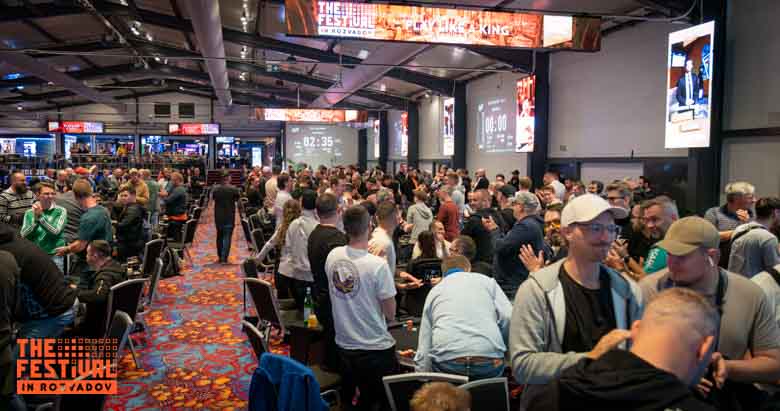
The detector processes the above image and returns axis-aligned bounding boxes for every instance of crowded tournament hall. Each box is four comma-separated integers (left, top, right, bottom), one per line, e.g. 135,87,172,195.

0,0,777,410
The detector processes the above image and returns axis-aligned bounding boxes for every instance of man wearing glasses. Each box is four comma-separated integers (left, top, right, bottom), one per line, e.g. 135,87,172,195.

509,194,644,409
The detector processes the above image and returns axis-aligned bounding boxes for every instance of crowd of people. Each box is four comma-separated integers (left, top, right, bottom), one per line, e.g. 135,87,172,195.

0,164,206,409
2,158,780,410
238,162,780,411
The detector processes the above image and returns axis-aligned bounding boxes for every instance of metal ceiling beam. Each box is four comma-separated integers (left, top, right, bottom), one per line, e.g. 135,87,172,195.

0,63,137,88
0,50,120,107
463,47,533,73
311,44,427,108
185,0,232,109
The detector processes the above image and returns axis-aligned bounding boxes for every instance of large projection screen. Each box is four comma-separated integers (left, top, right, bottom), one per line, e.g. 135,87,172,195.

285,124,358,167
665,21,714,149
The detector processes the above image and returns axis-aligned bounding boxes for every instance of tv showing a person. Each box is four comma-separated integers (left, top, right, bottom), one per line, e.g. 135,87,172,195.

675,59,702,107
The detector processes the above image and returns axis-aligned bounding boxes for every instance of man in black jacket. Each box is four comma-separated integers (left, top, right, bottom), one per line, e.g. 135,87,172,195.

460,189,506,263
0,222,77,340
212,173,240,264
527,288,719,411
0,251,19,410
115,185,147,260
75,240,127,338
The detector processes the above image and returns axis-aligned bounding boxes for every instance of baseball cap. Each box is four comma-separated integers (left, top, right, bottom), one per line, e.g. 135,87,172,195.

74,166,89,175
509,191,539,210
561,194,628,227
656,216,720,256
498,184,517,199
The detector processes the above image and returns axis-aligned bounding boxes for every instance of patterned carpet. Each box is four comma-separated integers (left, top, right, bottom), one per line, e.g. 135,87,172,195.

104,205,288,410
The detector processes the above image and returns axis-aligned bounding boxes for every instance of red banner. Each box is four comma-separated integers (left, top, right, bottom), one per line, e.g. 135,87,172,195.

286,0,601,51
47,121,104,134
167,123,220,135
255,108,368,123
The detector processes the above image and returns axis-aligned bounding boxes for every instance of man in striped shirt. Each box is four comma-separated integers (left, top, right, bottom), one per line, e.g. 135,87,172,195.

21,181,68,273
0,171,34,229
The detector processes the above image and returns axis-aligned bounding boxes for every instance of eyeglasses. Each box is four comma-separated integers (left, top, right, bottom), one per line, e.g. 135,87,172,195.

574,223,622,237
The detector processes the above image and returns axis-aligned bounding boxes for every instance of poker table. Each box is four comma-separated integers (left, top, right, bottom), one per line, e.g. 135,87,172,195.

388,318,421,368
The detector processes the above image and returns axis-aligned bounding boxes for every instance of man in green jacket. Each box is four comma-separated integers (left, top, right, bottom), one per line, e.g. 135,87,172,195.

21,181,67,273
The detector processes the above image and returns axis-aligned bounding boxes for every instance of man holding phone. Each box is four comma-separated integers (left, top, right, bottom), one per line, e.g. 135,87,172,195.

21,182,67,272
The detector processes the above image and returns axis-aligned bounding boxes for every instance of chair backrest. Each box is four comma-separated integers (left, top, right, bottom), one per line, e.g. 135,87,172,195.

242,320,268,360
244,278,285,334
409,258,443,283
461,377,509,411
105,278,147,333
241,218,254,251
383,373,468,411
145,258,164,306
192,207,202,221
104,310,134,366
249,213,262,231
141,239,165,277
183,219,198,245
250,229,265,255
241,258,259,279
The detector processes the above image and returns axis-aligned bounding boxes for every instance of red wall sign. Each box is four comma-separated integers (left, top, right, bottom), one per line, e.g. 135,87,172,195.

47,121,104,133
167,123,220,135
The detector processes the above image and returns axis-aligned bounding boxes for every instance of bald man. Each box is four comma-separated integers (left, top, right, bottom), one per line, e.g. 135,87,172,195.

528,288,718,410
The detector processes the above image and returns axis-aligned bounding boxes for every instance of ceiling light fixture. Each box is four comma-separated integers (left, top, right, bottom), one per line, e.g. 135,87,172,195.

146,33,153,41
357,49,370,59
16,105,23,110
130,26,140,36
380,83,387,92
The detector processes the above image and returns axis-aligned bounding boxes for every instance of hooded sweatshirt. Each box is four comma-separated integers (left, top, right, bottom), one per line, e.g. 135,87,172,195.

406,202,433,243
78,260,127,338
526,349,715,411
489,214,545,299
0,223,77,319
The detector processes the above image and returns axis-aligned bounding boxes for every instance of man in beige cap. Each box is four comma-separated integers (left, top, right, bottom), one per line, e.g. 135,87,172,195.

509,194,644,408
640,216,780,396
122,168,149,207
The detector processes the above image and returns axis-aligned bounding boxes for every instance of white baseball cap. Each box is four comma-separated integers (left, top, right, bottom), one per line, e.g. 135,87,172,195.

561,194,629,227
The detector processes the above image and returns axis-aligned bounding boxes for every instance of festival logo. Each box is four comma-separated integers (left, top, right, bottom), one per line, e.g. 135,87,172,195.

16,338,119,395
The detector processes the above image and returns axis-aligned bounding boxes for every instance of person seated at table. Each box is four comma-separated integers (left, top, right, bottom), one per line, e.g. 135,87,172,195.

114,185,147,261
161,172,188,241
399,231,443,316
410,382,471,411
71,240,127,338
414,255,512,380
413,221,450,260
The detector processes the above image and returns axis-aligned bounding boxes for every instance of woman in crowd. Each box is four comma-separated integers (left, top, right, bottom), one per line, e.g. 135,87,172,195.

257,199,302,301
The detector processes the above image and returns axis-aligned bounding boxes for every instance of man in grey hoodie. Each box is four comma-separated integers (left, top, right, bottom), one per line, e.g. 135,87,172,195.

404,189,433,244
509,194,644,409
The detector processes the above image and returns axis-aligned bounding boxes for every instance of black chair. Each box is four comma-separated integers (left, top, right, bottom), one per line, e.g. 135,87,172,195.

192,207,202,222
242,319,269,360
241,218,254,253
137,257,163,331
241,258,260,323
404,258,442,317
168,219,197,266
461,377,509,411
383,373,468,411
243,278,298,340
140,239,165,278
106,279,147,369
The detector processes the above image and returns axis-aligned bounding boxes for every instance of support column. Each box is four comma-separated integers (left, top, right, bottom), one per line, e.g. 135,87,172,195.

687,0,727,214
274,123,284,168
358,128,367,171
453,82,467,169
529,53,550,188
379,111,389,172
407,102,420,170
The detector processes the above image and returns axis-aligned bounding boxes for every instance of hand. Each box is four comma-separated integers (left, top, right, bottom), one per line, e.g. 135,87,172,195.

398,272,423,289
398,349,415,358
518,244,545,273
481,216,498,232
54,246,69,256
710,352,728,389
604,249,624,271
586,329,632,360
612,239,629,259
736,209,750,222
32,202,43,218
369,244,386,258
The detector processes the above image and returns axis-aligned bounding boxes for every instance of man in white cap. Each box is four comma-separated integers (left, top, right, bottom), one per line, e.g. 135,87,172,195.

509,194,644,408
640,216,780,397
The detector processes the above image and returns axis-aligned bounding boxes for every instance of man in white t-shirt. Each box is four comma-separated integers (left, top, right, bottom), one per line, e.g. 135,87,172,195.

369,201,399,274
273,174,292,224
326,205,398,410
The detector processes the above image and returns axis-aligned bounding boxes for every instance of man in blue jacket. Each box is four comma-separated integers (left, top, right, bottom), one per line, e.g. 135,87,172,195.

483,191,546,299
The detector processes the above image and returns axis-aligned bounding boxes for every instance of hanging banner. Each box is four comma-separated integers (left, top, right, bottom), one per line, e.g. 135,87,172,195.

373,119,380,158
515,75,536,153
168,123,220,135
285,0,601,50
47,121,104,134
442,97,455,156
255,108,368,123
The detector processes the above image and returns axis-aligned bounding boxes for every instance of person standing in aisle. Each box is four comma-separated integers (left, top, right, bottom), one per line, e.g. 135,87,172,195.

212,172,240,264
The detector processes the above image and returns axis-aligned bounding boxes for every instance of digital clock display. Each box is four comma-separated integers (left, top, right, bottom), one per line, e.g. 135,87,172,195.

476,96,515,153
285,124,358,166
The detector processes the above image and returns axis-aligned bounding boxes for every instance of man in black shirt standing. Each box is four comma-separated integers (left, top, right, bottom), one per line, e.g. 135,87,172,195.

212,173,240,264
307,193,347,371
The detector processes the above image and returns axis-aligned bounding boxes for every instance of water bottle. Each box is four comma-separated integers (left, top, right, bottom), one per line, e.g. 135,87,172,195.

303,287,316,328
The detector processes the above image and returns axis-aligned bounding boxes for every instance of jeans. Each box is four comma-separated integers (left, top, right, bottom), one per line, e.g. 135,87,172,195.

149,210,159,228
216,224,234,262
340,346,399,411
17,307,75,341
432,357,505,381
51,255,64,274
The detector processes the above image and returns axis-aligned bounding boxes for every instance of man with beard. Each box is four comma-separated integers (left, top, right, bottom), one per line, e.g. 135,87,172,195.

640,196,679,274
518,204,567,273
509,194,643,409
0,171,35,229
527,288,718,411
640,217,780,407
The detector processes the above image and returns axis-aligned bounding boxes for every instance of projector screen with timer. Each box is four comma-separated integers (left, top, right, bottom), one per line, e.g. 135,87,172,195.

285,123,358,167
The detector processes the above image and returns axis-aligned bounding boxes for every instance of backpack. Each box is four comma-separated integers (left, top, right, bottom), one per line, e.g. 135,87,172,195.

161,247,182,278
